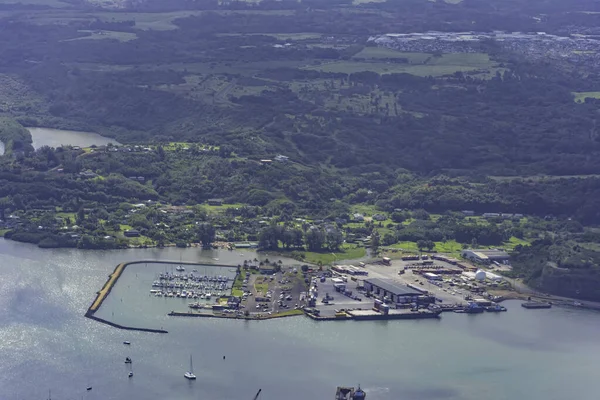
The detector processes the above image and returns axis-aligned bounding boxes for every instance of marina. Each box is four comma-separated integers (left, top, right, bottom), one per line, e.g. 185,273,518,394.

2,241,600,400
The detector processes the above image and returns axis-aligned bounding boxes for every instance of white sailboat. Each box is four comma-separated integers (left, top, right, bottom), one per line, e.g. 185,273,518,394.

184,354,197,380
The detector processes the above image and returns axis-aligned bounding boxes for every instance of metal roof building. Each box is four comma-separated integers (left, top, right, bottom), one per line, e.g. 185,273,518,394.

363,278,424,304
461,249,510,264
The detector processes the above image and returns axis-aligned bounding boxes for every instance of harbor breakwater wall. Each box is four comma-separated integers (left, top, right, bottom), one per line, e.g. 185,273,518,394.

85,260,238,333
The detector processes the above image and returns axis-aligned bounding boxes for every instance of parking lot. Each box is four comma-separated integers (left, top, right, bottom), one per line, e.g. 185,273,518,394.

312,276,368,317
240,269,307,317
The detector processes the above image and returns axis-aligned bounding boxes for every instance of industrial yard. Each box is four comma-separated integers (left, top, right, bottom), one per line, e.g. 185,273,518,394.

89,251,518,330
303,254,513,320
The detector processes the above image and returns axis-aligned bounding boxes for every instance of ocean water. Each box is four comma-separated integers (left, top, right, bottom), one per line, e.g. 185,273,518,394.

1,238,599,400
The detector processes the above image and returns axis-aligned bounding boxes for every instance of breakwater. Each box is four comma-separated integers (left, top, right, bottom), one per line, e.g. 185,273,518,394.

85,259,238,333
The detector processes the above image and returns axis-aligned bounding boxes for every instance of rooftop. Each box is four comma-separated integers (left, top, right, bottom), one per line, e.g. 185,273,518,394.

470,249,510,258
365,278,423,296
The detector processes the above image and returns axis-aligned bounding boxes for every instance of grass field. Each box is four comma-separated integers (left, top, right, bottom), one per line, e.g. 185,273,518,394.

302,244,366,265
89,11,204,30
353,48,430,61
352,0,386,5
304,52,496,77
0,0,69,7
434,240,463,253
389,241,420,251
573,92,600,103
503,236,530,250
217,33,322,40
65,30,138,42
490,174,600,181
204,203,245,213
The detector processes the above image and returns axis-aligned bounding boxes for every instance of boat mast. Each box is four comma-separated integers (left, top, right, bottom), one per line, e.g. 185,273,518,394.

190,354,194,373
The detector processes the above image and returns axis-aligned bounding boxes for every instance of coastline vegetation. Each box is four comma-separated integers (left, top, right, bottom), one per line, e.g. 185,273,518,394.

0,0,600,301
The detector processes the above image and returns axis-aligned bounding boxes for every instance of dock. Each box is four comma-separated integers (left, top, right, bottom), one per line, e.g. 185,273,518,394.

347,309,441,320
521,301,552,309
305,308,441,321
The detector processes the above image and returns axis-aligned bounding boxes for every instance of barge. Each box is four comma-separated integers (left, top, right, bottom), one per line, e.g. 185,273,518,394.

522,301,552,309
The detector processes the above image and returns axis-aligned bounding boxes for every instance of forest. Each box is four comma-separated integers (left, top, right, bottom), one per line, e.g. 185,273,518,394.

1,0,600,297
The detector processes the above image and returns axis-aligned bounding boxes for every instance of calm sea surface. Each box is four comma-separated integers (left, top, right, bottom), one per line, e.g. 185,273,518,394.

1,238,599,400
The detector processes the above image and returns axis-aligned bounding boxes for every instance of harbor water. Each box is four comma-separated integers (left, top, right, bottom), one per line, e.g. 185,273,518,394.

1,238,600,400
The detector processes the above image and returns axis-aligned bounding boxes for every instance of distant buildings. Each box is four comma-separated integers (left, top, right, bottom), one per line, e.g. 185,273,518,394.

274,155,289,163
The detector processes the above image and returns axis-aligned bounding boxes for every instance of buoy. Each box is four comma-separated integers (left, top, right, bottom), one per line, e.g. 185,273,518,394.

223,356,226,360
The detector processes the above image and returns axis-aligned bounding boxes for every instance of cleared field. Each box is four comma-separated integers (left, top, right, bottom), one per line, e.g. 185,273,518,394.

302,244,366,264
503,236,530,250
0,0,69,7
573,91,600,103
65,30,137,42
304,53,495,77
217,33,322,40
91,11,204,30
304,62,484,76
490,174,600,181
352,0,386,4
353,48,429,61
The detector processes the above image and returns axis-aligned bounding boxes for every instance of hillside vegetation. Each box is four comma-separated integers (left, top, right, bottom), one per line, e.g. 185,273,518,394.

1,0,600,298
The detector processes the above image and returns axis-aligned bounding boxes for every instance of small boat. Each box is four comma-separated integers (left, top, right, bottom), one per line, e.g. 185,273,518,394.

128,372,134,378
125,357,132,364
184,354,197,380
86,387,92,391
123,341,131,345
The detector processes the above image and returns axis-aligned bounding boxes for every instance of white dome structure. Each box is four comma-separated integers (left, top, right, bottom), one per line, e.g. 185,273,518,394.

475,270,487,281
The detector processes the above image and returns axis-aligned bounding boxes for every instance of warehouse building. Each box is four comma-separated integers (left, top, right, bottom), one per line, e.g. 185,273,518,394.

363,278,425,304
461,249,510,264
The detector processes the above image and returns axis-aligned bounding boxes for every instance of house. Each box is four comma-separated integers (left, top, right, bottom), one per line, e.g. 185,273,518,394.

260,159,272,164
274,155,289,163
124,229,141,237
372,214,387,221
207,199,223,206
352,213,364,222
461,210,475,216
482,213,500,218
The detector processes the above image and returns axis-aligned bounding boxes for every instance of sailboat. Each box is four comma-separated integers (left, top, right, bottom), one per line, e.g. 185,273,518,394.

184,354,197,380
